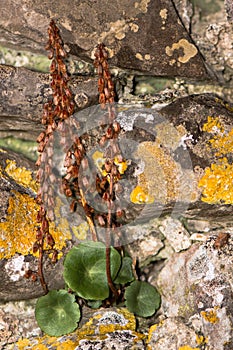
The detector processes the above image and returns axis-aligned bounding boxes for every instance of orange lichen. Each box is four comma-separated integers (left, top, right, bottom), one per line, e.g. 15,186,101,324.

198,116,233,204
0,191,71,259
200,309,219,324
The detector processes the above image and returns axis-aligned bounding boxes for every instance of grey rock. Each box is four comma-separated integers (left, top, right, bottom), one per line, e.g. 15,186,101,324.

156,233,233,349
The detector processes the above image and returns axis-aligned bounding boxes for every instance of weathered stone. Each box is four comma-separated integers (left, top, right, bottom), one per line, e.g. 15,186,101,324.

0,299,41,348
147,317,201,350
2,307,145,349
1,93,233,300
0,65,98,139
156,233,233,350
0,0,209,78
158,216,191,252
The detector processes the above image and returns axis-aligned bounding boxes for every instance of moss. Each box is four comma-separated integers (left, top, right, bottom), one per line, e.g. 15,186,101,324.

0,191,71,259
198,116,233,204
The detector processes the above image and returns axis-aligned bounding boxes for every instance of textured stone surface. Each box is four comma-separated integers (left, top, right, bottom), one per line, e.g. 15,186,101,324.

0,0,209,78
0,65,98,139
1,307,145,349
156,233,233,350
1,93,233,301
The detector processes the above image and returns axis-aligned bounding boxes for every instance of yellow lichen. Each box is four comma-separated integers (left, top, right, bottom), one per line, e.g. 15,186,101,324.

202,116,224,134
130,185,155,204
4,159,38,192
198,116,233,204
196,334,208,345
200,309,219,324
92,150,128,178
178,347,199,350
16,338,30,349
165,39,198,64
16,309,144,349
198,159,233,204
72,222,89,240
130,120,200,205
130,141,180,204
0,191,71,259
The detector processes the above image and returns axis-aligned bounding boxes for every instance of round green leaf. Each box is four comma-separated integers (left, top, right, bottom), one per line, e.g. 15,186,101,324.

35,290,80,336
114,257,135,284
125,281,161,317
63,241,121,300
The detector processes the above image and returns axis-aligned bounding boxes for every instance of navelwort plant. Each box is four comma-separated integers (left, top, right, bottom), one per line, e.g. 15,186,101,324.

33,20,161,336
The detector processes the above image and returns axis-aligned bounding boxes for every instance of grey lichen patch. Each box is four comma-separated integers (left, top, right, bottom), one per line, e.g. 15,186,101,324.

4,255,29,282
165,39,198,66
159,217,191,252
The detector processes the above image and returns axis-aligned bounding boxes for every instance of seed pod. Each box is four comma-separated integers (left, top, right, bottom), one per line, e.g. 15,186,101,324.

99,135,107,147
67,102,75,115
82,176,89,188
113,121,120,133
104,161,112,173
50,59,57,73
47,50,54,59
98,78,104,92
103,70,111,80
36,228,43,241
106,126,113,139
33,241,40,253
59,47,67,57
31,273,37,282
24,269,33,279
37,142,45,153
104,87,110,99
37,132,46,143
81,157,89,170
46,233,55,247
102,192,110,201
65,187,73,197
99,93,106,105
35,155,42,168
51,250,58,263
70,200,77,212
108,79,114,91
97,215,105,226
116,208,123,217
114,183,123,193
42,217,49,233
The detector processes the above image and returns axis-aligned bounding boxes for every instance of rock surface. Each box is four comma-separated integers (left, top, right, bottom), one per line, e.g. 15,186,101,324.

155,233,233,350
0,0,232,348
0,0,209,78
